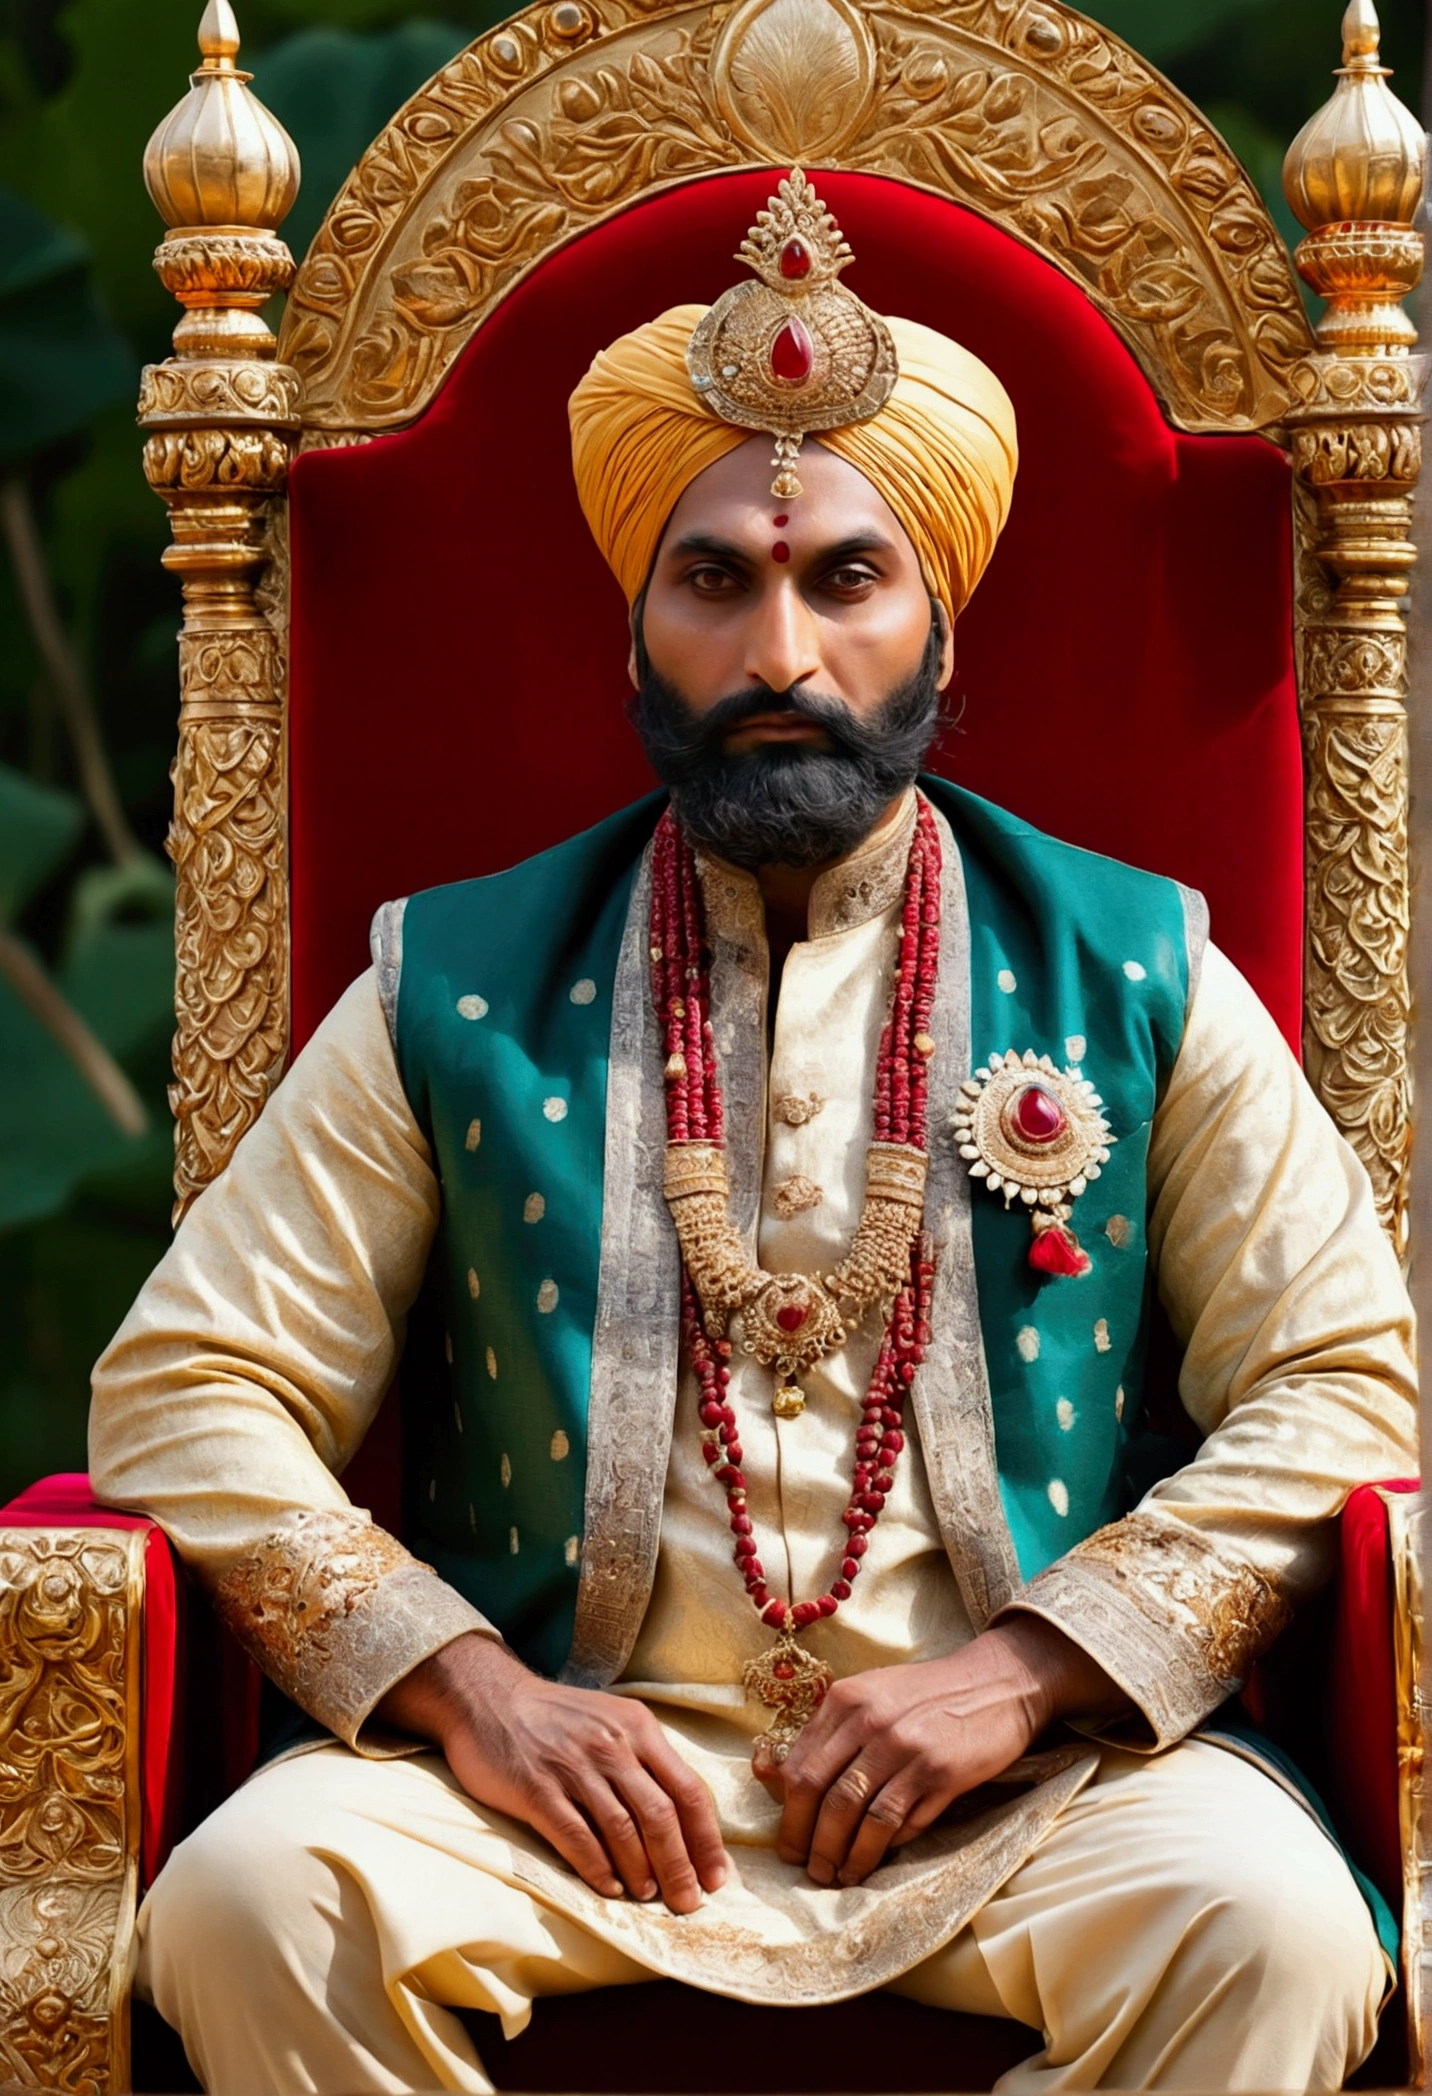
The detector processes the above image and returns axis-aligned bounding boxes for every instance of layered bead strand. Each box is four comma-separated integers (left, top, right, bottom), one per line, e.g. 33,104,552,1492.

653,796,943,1640
683,1250,934,1633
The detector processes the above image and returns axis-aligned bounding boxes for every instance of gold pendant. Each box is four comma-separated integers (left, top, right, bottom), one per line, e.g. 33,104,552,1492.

772,1381,805,1419
743,1630,833,1769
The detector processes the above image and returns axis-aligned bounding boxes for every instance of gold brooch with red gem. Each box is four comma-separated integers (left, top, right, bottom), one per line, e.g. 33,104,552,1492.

686,169,898,500
954,1051,1114,1277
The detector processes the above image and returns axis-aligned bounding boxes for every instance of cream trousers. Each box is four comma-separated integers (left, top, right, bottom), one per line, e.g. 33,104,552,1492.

138,1737,1386,2096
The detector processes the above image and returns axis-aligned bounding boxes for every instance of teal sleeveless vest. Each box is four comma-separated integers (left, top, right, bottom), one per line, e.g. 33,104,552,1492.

392,778,1195,1677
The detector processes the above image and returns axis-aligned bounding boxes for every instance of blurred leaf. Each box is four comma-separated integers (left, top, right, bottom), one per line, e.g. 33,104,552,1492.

0,0,194,351
62,896,175,1062
0,186,133,466
0,761,82,921
66,853,172,947
0,949,155,1229
256,21,469,261
1088,0,1267,64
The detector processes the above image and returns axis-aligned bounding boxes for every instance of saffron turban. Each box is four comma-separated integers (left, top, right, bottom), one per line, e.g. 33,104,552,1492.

568,304,1018,626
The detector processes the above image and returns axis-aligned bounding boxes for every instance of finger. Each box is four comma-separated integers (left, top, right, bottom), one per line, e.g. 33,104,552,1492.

617,1763,708,1914
777,1717,868,1865
573,1776,660,1902
640,1736,730,1893
805,1748,904,1884
529,1784,625,1900
837,1779,930,1886
888,1789,955,1849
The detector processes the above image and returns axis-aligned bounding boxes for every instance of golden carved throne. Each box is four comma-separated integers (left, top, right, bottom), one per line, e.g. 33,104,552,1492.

0,0,1426,2089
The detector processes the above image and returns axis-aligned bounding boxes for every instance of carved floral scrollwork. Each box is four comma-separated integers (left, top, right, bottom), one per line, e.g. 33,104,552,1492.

169,632,287,1212
280,0,1311,432
1299,703,1410,1235
0,1530,144,2094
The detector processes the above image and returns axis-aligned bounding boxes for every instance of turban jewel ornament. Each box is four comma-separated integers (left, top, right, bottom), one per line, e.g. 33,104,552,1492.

686,170,899,500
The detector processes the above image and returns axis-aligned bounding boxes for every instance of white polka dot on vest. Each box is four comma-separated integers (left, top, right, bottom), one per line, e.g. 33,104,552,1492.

565,1535,580,1566
456,994,488,1020
569,979,597,1006
1016,1326,1040,1363
486,1347,498,1380
1115,1387,1126,1420
551,1430,570,1461
543,1097,568,1122
1122,960,1147,982
465,1118,482,1151
537,1279,559,1314
1056,1398,1075,1431
1048,1479,1070,1516
1064,1035,1086,1063
1094,1318,1111,1352
500,1452,511,1488
997,968,1017,993
524,1193,546,1224
467,1267,480,1299
509,1527,520,1555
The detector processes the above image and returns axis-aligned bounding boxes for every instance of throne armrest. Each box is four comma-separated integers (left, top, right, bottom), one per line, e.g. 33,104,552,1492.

1328,1478,1423,2076
0,1474,182,2093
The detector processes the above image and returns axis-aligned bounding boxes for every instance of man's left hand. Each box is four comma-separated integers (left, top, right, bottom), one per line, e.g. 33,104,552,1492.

772,1614,1123,1888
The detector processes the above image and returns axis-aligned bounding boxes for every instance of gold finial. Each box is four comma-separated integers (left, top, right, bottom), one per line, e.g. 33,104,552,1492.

1283,0,1426,232
144,0,299,232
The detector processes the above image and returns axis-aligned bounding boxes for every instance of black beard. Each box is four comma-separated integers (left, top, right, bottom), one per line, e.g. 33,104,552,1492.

627,622,945,870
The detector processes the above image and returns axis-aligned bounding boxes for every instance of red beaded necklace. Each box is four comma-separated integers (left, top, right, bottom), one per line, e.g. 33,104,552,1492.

651,797,942,1767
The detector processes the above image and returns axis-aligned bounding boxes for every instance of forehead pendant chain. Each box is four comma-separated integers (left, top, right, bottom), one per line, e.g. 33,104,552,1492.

686,171,898,500
653,801,941,1770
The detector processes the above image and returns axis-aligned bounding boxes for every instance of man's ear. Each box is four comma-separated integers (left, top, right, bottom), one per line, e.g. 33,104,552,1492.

935,603,955,692
628,584,650,690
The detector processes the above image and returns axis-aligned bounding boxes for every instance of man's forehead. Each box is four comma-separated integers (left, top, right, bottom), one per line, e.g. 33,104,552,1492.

657,436,912,553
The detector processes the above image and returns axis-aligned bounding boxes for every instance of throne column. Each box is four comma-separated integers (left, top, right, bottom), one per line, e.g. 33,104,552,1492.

1283,0,1427,1261
139,0,301,1218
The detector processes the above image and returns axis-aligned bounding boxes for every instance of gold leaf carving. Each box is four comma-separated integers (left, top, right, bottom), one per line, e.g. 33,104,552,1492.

1300,704,1410,1242
169,661,288,1218
281,0,1310,434
714,0,875,161
0,1530,144,2094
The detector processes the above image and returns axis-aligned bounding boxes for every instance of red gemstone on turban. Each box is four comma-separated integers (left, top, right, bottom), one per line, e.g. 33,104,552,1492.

770,318,814,385
779,238,811,280
775,1302,808,1332
1013,1084,1065,1143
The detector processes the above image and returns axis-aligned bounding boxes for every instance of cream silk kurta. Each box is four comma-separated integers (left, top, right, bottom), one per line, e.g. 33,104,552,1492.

91,798,1416,2029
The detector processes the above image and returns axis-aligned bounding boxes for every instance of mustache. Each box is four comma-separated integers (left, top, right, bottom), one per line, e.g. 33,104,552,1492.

628,679,909,776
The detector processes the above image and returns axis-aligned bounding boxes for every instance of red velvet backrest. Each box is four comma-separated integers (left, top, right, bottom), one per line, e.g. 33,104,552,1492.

289,170,1301,1053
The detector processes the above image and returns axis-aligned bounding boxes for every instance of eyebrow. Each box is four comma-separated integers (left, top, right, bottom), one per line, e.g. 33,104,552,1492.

666,529,898,563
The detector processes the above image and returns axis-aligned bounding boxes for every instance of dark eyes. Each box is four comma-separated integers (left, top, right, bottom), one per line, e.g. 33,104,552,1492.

683,561,880,596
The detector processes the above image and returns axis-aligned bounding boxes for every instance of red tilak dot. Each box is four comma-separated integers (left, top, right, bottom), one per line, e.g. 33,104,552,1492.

772,541,790,563
772,514,789,527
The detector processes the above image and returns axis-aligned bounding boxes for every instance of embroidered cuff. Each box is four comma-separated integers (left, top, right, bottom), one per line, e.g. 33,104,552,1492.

997,1512,1290,1751
212,1509,494,1749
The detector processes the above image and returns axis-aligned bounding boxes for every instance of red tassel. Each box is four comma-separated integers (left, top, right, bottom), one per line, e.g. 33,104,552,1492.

1029,1222,1091,1278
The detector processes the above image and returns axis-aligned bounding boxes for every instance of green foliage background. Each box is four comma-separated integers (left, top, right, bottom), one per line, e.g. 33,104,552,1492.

0,0,1423,1503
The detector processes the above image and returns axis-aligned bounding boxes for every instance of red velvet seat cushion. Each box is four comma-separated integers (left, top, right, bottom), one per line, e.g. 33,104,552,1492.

1331,1478,1418,1906
288,170,1301,1054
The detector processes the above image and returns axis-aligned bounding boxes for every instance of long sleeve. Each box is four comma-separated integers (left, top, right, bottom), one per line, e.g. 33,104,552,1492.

89,967,494,1748
1002,941,1417,1747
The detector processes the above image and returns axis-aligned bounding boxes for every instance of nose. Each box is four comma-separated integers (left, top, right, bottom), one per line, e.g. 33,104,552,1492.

743,574,822,695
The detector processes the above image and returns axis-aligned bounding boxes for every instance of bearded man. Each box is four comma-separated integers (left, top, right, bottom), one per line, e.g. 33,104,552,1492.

91,177,1414,2096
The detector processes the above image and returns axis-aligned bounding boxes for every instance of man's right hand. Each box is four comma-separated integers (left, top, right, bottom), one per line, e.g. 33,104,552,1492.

378,1633,729,1914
